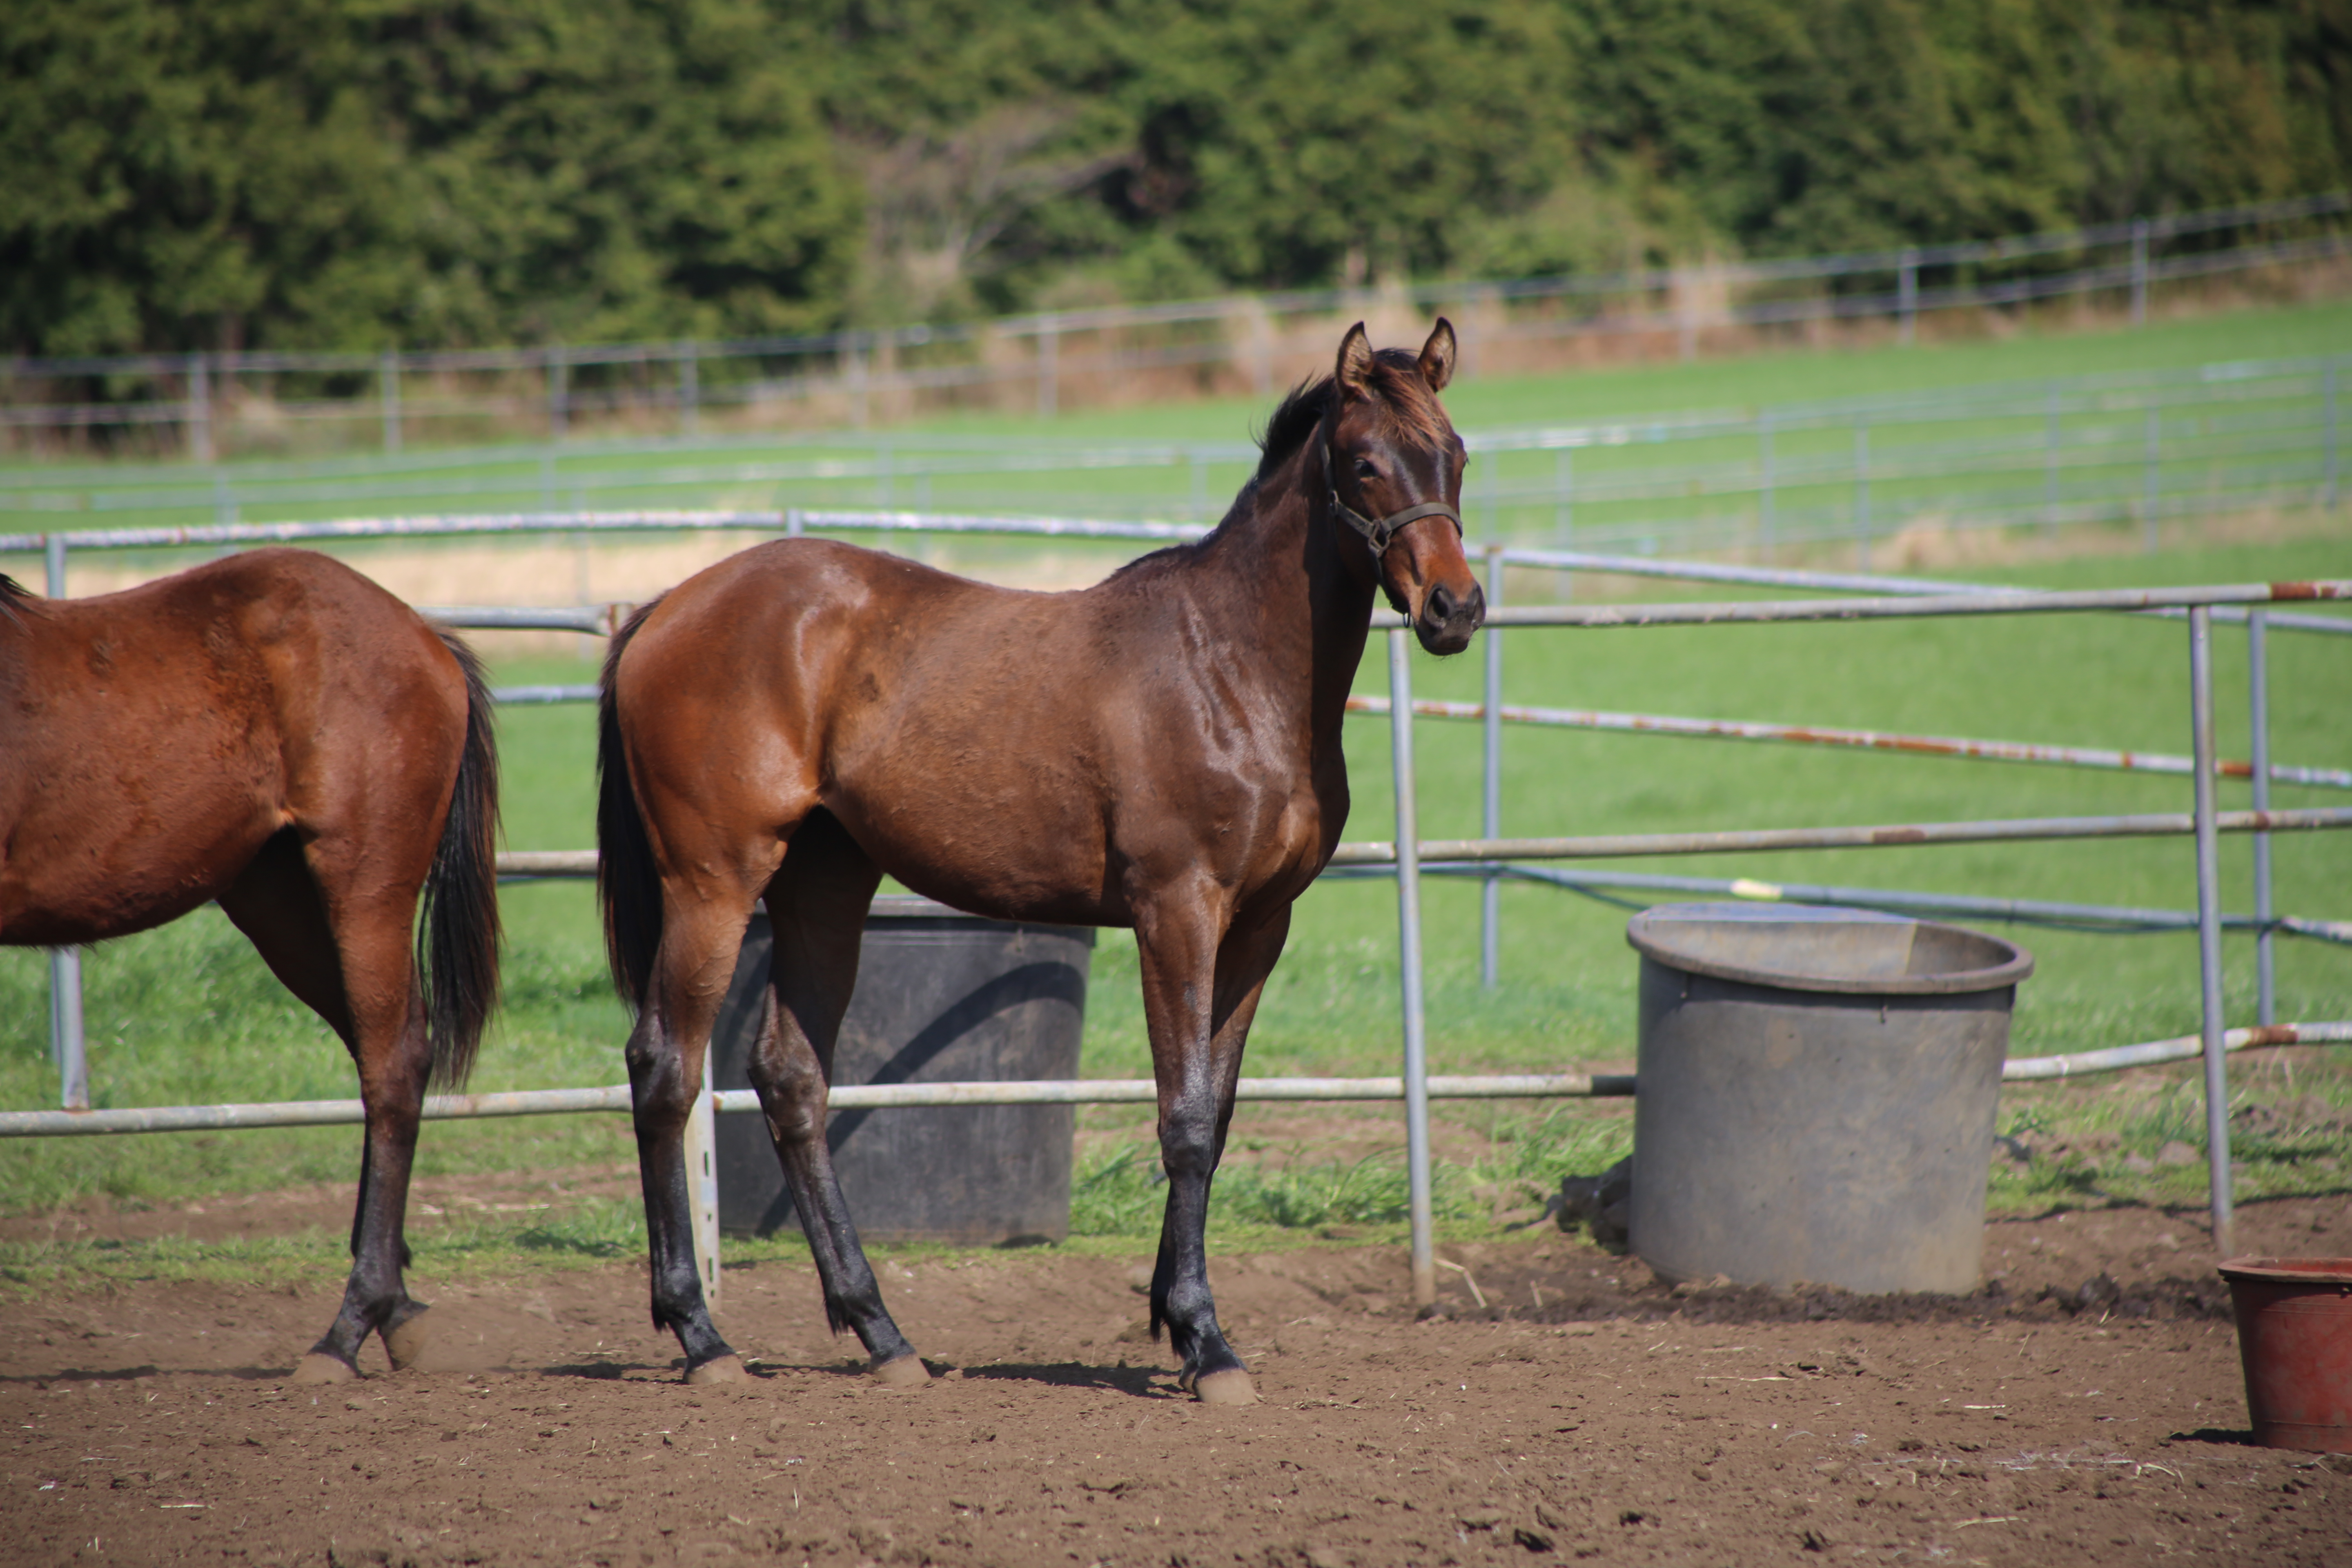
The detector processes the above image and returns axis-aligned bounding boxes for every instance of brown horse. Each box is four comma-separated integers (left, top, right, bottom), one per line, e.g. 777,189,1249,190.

599,321,1482,1402
0,547,501,1383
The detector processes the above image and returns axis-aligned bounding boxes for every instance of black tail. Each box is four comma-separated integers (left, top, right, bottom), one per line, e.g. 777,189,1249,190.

419,631,503,1089
597,597,667,1013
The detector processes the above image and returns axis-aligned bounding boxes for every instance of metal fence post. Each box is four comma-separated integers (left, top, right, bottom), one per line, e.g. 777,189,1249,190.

684,1047,721,1309
849,338,870,430
547,348,568,439
2043,381,2061,533
1555,448,1574,543
679,342,700,439
2130,218,2152,326
2144,405,2161,552
49,948,86,1111
43,533,88,1111
2188,605,2234,1256
1387,628,1436,1311
187,354,212,463
1675,265,1697,363
1898,247,1919,345
1480,543,1504,991
1036,325,1059,420
1853,420,1871,569
2248,608,2275,1026
1759,414,1775,554
379,350,401,454
2327,359,2340,508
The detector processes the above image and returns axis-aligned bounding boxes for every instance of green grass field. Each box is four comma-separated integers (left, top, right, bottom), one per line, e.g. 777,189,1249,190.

4,301,2348,1288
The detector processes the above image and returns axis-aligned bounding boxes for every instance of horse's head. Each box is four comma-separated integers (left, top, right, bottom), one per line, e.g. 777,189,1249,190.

1325,319,1485,654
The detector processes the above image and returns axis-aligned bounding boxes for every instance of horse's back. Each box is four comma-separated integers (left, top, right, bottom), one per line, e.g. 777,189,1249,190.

0,548,467,945
611,536,1315,924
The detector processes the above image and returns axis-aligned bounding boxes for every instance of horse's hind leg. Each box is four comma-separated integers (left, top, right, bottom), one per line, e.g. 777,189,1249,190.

750,811,924,1384
219,833,434,1381
628,885,764,1383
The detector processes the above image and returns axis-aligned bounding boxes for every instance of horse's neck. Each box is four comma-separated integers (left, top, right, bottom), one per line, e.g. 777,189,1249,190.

1192,447,1375,741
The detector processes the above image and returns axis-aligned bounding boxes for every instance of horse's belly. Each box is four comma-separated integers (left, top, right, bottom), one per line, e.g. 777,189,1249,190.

825,779,1118,927
0,790,278,946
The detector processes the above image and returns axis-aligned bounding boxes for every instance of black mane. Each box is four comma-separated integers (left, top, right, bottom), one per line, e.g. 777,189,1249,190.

1254,379,1334,481
1252,346,1451,481
0,573,36,627
1100,345,1451,590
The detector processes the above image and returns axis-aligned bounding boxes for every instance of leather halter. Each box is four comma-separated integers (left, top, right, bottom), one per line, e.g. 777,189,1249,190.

1328,492,1463,555
1321,429,1464,555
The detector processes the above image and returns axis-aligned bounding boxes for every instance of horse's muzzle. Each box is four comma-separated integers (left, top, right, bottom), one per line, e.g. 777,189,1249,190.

1416,579,1486,655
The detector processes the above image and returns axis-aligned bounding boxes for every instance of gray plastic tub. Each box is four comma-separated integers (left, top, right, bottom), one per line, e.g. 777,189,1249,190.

1626,902,2032,1295
708,896,1094,1246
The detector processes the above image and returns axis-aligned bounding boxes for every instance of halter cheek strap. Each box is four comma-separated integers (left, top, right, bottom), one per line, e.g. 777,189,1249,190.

1328,491,1464,555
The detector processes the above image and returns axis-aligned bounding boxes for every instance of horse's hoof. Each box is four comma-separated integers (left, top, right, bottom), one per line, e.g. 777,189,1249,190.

870,1354,931,1388
685,1354,748,1386
1192,1369,1257,1406
381,1308,431,1372
290,1352,358,1386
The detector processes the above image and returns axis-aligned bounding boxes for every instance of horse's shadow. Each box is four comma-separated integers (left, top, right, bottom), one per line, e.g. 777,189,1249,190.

2165,1427,2261,1447
958,1360,1173,1397
1,1364,162,1385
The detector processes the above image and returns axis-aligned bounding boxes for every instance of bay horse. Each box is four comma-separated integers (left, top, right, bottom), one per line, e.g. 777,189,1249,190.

599,321,1483,1402
0,547,501,1383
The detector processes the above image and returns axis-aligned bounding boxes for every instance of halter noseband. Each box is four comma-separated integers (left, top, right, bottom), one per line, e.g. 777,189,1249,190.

1327,492,1464,555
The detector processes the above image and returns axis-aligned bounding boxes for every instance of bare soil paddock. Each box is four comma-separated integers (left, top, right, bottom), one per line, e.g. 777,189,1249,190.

3,1195,2346,1568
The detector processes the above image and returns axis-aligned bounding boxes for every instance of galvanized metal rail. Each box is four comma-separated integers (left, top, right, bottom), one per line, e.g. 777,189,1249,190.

491,805,2352,913
8,1030,2344,1139
1372,579,2350,630
0,1073,1633,1138
1499,547,2352,639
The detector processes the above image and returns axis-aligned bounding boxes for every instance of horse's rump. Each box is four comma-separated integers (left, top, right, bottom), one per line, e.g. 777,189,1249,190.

0,550,478,955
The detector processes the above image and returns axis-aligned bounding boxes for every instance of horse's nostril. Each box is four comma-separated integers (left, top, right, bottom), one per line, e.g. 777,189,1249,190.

1425,583,1456,623
1466,583,1487,624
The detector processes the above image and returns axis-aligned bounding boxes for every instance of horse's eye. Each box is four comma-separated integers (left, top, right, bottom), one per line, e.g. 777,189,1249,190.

1354,459,1378,479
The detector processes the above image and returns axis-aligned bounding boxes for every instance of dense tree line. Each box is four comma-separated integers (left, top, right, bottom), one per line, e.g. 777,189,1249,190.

3,0,2345,357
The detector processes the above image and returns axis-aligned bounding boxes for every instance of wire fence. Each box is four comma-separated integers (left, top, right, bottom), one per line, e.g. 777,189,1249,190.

3,192,2344,458
5,354,2343,575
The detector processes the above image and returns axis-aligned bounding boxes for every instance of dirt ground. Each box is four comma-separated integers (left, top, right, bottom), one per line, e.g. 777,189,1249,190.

4,1191,2349,1568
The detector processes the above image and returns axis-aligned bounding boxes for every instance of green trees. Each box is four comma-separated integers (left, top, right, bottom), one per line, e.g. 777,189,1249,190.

0,0,858,356
2,0,2345,357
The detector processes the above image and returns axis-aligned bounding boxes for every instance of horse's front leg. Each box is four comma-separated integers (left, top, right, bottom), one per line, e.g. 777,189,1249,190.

628,901,755,1383
1141,900,1290,1405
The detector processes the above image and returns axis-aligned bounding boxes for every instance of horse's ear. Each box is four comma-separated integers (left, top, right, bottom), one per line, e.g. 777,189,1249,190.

1335,322,1375,398
1418,318,1457,392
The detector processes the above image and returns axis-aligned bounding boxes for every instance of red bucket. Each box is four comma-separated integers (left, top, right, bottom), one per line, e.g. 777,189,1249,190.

2219,1256,2352,1452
